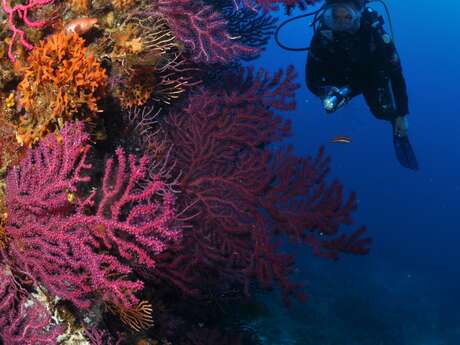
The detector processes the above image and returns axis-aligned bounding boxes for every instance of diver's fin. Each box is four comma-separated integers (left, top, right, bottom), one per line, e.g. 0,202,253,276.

392,135,419,171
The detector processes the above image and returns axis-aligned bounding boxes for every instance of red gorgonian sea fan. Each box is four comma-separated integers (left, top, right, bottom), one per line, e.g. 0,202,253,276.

145,66,371,303
3,122,180,309
151,0,259,63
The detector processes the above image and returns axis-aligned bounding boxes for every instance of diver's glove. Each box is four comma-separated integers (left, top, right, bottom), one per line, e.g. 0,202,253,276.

322,86,352,113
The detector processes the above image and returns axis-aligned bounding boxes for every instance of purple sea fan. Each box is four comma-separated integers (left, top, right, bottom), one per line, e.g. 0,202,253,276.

4,122,181,309
154,0,259,63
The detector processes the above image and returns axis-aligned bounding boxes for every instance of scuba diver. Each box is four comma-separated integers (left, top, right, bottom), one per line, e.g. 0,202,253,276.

276,0,418,170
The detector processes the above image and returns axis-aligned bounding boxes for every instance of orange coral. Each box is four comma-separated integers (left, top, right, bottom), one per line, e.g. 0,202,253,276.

68,0,90,14
112,0,135,11
16,31,107,146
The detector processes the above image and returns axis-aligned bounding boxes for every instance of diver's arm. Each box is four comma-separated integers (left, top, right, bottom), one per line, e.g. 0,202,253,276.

373,18,409,116
306,54,322,97
306,34,329,97
307,52,355,113
307,32,360,100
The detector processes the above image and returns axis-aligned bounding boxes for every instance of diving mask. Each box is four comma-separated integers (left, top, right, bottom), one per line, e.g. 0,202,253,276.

323,3,363,33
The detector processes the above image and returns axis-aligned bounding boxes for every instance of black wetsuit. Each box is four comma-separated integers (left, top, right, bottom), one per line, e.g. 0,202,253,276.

306,7,408,122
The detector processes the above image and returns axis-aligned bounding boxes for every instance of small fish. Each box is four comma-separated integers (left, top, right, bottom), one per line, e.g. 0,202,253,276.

330,135,352,144
64,17,98,35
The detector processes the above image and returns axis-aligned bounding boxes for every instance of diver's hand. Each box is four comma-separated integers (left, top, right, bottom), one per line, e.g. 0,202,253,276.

393,116,409,137
322,87,341,113
322,86,350,113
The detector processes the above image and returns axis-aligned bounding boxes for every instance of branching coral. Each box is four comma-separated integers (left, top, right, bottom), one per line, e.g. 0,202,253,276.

0,267,64,344
1,0,55,62
153,0,259,63
116,105,163,155
4,122,181,309
16,31,107,146
143,66,370,304
211,0,278,54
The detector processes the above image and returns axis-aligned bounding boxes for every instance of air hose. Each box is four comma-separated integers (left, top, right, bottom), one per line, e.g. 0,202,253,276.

274,0,395,51
274,7,324,51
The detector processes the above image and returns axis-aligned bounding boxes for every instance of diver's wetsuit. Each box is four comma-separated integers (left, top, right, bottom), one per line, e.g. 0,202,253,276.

306,7,408,122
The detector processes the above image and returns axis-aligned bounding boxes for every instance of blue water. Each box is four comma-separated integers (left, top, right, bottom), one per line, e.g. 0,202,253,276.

247,1,460,344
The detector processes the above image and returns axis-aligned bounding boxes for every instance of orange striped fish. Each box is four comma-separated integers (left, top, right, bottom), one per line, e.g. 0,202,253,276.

330,135,352,144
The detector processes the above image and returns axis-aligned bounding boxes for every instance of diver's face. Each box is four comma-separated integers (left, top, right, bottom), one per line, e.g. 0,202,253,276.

333,6,354,28
328,4,361,33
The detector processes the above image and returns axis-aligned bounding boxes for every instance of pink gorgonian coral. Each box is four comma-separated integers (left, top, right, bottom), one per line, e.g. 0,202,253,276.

0,266,64,344
4,122,180,309
1,0,54,62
